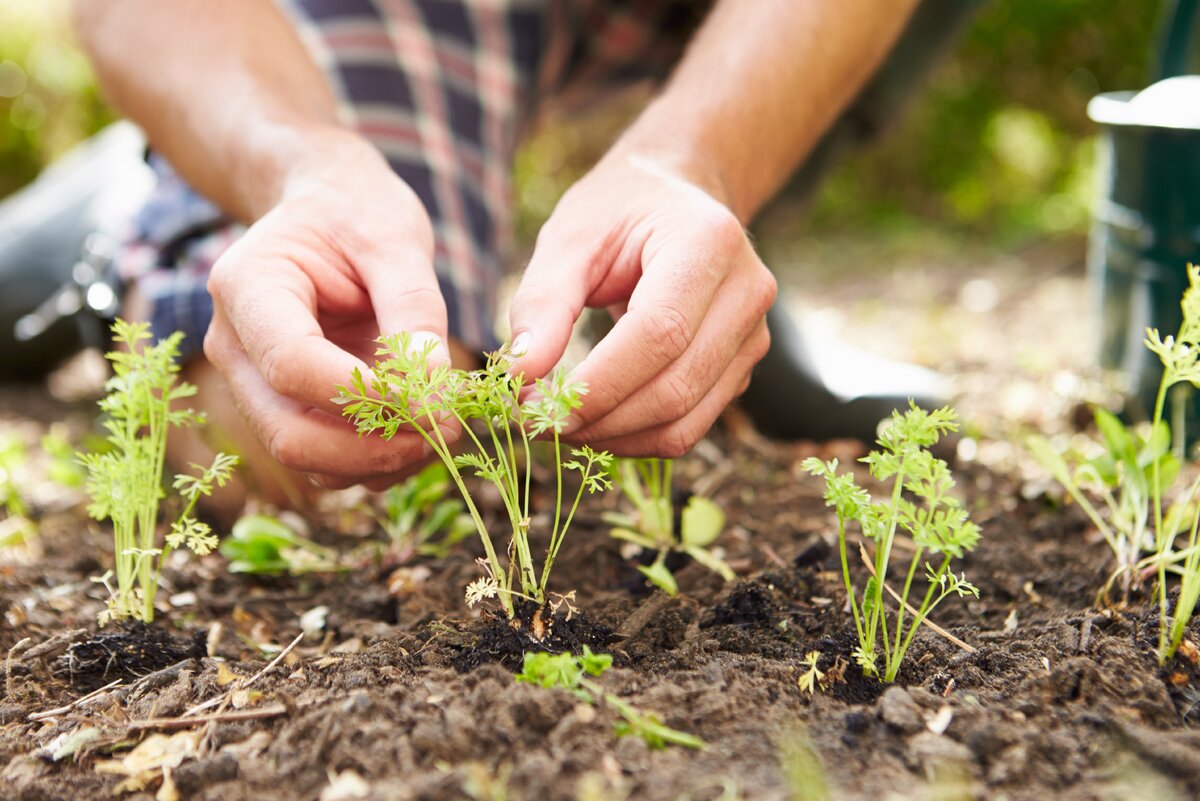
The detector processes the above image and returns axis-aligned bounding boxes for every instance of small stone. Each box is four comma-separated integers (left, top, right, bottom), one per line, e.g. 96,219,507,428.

172,753,239,795
908,731,975,773
879,687,924,734
844,710,871,735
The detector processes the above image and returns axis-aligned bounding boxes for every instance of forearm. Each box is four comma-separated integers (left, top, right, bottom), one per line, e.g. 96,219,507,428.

615,0,919,222
73,0,370,222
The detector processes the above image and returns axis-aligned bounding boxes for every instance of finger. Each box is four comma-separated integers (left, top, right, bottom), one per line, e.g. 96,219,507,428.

208,250,369,415
572,333,765,458
308,456,435,492
355,246,451,366
564,224,754,434
573,316,769,442
505,219,600,380
205,318,444,478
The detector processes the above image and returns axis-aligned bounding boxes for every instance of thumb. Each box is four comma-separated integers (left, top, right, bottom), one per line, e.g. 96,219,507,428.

507,223,595,380
360,249,451,366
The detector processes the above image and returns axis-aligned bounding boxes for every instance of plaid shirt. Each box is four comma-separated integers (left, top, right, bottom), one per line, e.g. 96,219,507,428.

111,0,708,355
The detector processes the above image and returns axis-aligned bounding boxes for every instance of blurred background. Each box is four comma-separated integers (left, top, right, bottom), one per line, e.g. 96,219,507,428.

0,0,1178,443
0,0,1165,245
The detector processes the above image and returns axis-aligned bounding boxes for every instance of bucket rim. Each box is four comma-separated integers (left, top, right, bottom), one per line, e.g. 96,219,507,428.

1089,90,1200,131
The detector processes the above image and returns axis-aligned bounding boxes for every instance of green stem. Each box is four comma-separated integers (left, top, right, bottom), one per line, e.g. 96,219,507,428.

866,455,907,669
887,556,954,682
1151,378,1171,659
422,412,513,617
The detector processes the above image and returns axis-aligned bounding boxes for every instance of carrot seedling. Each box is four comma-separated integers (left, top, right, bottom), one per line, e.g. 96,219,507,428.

515,647,704,749
336,334,612,619
1030,265,1200,663
604,458,734,595
219,514,342,575
803,403,980,682
377,462,474,559
78,319,238,624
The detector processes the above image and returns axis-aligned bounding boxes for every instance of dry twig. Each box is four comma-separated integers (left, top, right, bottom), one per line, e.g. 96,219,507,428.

128,703,289,732
28,678,123,721
859,545,977,654
182,631,304,718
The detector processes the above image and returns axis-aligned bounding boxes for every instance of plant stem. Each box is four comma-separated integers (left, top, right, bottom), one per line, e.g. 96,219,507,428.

422,412,513,617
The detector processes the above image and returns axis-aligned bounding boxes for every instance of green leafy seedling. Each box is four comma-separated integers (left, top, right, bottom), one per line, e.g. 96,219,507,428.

515,647,704,750
220,514,341,575
379,462,474,559
1028,407,1183,604
804,403,980,682
78,320,238,624
1030,265,1200,663
604,458,734,595
336,334,612,619
0,434,34,550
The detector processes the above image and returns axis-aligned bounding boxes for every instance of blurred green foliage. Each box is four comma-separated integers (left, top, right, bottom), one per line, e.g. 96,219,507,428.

799,0,1167,241
0,0,1172,243
0,1,112,200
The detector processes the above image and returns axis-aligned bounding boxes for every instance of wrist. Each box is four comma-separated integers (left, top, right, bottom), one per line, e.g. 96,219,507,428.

610,97,742,220
233,121,387,219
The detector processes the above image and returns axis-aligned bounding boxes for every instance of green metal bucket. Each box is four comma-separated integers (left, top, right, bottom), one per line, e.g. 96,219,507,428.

1088,0,1200,420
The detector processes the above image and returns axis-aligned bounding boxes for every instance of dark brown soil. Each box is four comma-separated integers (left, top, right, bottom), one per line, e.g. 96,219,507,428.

5,245,1198,800
4,420,1200,801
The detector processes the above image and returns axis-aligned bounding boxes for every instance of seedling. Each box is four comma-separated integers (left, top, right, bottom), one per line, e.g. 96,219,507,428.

337,334,612,619
78,320,238,624
604,458,734,595
377,462,473,559
219,514,342,575
1031,266,1200,663
803,403,980,682
796,651,824,695
1028,409,1183,603
0,434,34,549
515,647,704,749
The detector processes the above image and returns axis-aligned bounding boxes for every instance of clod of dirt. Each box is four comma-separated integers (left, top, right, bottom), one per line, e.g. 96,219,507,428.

879,686,924,734
707,579,781,627
450,600,612,671
53,622,207,691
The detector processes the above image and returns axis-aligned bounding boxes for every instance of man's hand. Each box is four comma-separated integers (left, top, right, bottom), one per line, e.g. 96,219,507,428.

507,151,776,457
507,0,915,459
203,136,453,489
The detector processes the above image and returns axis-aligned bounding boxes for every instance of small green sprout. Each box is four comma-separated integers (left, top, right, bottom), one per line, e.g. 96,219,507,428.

377,462,473,559
796,651,824,695
0,434,34,550
1031,265,1200,663
219,514,341,575
1028,408,1181,604
336,334,613,619
803,403,980,682
515,647,704,750
77,320,238,624
604,458,734,595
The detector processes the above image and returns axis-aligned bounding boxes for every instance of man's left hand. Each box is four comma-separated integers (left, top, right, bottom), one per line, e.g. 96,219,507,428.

507,150,777,457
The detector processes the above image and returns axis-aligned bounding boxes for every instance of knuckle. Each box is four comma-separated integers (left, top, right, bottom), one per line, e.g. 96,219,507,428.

265,428,303,468
754,269,778,315
656,426,697,459
261,340,303,397
646,303,693,362
657,369,700,420
706,208,747,258
391,284,444,310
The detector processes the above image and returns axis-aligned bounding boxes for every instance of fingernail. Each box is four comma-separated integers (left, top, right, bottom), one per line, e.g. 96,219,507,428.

510,331,531,358
408,331,450,364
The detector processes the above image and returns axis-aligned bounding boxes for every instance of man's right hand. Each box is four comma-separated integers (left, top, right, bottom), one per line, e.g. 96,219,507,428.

202,134,454,490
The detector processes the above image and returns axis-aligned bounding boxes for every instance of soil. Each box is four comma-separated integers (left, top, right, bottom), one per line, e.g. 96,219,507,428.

4,240,1198,801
